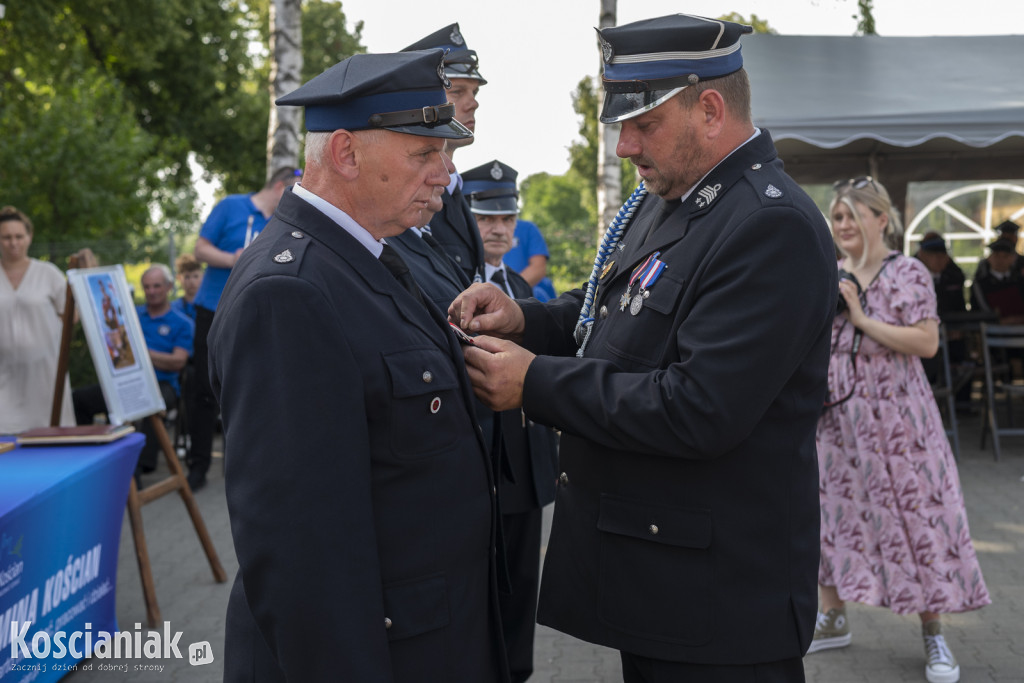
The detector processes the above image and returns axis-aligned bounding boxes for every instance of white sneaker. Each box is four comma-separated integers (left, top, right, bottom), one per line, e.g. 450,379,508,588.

806,607,852,654
923,620,960,683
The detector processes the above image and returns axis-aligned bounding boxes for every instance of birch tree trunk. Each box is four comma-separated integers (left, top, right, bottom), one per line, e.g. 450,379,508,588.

267,0,303,180
596,0,620,238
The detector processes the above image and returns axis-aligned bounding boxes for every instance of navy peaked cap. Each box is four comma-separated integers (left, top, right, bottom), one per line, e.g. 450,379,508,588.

463,160,519,215
987,238,1016,253
276,50,472,139
401,23,487,84
598,14,752,123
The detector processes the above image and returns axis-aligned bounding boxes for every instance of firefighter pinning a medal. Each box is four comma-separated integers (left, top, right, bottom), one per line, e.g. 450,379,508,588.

451,13,838,683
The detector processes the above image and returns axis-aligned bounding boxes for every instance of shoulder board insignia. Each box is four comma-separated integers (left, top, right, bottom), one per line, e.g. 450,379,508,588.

273,249,294,264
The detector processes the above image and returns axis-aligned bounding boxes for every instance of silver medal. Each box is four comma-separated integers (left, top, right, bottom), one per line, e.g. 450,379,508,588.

629,289,650,316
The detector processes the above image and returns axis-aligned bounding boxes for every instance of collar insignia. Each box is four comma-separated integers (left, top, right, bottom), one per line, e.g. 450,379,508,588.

694,183,722,208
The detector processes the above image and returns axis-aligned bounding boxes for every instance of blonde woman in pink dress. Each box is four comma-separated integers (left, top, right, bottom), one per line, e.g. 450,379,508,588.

810,178,989,683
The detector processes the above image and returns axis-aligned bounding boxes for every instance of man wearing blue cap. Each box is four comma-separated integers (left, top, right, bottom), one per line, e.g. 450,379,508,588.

208,49,508,683
401,23,487,283
464,159,560,683
451,14,836,682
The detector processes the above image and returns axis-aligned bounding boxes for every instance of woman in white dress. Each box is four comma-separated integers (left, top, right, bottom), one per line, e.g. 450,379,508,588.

0,206,91,433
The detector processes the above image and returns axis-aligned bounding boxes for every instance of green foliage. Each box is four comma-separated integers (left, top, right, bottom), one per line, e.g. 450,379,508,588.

302,0,366,83
717,12,776,34
520,171,595,292
856,0,877,35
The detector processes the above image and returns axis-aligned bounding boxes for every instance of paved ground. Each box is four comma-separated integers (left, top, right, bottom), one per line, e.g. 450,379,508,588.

64,411,1023,683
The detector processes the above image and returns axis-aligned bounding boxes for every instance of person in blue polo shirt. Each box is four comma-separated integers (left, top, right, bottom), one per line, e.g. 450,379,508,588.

74,264,194,476
189,166,300,491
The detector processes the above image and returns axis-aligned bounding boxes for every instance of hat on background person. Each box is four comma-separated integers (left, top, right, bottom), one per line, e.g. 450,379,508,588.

276,50,472,139
987,238,1016,254
597,13,753,123
463,160,519,215
996,219,1020,236
919,232,948,254
401,23,487,84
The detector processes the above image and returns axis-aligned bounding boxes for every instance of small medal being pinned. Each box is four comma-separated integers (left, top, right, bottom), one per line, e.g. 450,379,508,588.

622,251,666,315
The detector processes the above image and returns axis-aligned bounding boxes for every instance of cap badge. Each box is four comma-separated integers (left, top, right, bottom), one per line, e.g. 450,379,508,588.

599,36,614,64
273,249,294,263
764,184,783,199
489,162,503,180
449,27,464,46
694,183,722,208
437,54,451,88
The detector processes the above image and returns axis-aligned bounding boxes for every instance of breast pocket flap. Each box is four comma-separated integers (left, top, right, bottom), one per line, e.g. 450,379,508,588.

597,494,711,549
383,348,458,398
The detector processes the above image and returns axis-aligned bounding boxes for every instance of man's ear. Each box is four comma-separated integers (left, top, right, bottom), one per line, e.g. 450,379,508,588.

327,129,360,180
697,88,726,138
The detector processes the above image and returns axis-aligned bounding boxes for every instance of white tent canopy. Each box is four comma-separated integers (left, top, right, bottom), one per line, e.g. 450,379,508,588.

742,34,1024,208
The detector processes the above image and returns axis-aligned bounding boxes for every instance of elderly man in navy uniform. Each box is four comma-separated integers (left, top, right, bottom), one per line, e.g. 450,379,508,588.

451,14,836,683
208,50,508,683
400,23,487,283
463,159,560,683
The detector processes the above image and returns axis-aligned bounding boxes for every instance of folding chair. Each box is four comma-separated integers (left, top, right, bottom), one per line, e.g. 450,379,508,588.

930,324,960,459
979,323,1024,460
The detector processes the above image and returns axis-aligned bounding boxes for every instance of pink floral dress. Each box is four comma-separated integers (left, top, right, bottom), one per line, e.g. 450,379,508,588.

817,252,990,615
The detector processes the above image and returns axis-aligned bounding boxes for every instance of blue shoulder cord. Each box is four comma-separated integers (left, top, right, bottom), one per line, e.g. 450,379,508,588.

574,182,649,358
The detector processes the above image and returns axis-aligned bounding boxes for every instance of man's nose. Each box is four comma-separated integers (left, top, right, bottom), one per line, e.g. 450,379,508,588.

616,127,640,159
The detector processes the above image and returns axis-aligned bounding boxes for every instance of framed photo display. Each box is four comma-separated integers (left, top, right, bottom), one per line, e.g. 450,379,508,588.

67,265,166,424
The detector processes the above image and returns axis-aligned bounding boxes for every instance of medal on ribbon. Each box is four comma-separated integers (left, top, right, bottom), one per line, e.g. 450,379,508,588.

623,251,666,316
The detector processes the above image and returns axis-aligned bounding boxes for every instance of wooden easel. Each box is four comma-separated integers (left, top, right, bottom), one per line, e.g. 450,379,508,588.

51,256,227,627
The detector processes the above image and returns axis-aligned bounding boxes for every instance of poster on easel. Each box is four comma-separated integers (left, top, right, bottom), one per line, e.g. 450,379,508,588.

67,265,165,424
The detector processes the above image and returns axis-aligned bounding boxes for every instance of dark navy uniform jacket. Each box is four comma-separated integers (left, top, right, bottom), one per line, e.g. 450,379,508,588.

500,268,559,515
209,190,507,683
428,185,486,283
522,131,837,665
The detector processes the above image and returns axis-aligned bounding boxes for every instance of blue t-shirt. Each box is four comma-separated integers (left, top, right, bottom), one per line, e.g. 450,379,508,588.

193,194,269,311
137,305,195,395
170,297,197,322
504,219,556,302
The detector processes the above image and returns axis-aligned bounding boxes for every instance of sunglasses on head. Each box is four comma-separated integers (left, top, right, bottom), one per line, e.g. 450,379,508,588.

832,176,879,192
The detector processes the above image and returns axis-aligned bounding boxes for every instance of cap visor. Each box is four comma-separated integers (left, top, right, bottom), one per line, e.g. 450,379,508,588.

470,197,519,215
600,86,686,123
445,65,487,85
385,117,473,140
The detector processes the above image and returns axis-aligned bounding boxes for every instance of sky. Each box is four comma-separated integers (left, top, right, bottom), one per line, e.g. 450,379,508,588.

332,0,1024,182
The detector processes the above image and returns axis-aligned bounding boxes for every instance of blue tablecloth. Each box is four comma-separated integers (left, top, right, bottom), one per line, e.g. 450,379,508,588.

0,433,142,682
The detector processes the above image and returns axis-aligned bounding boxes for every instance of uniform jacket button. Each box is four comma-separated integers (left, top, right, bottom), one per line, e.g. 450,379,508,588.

649,524,659,535
599,305,609,319
559,472,569,486
422,371,433,383
384,617,392,629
